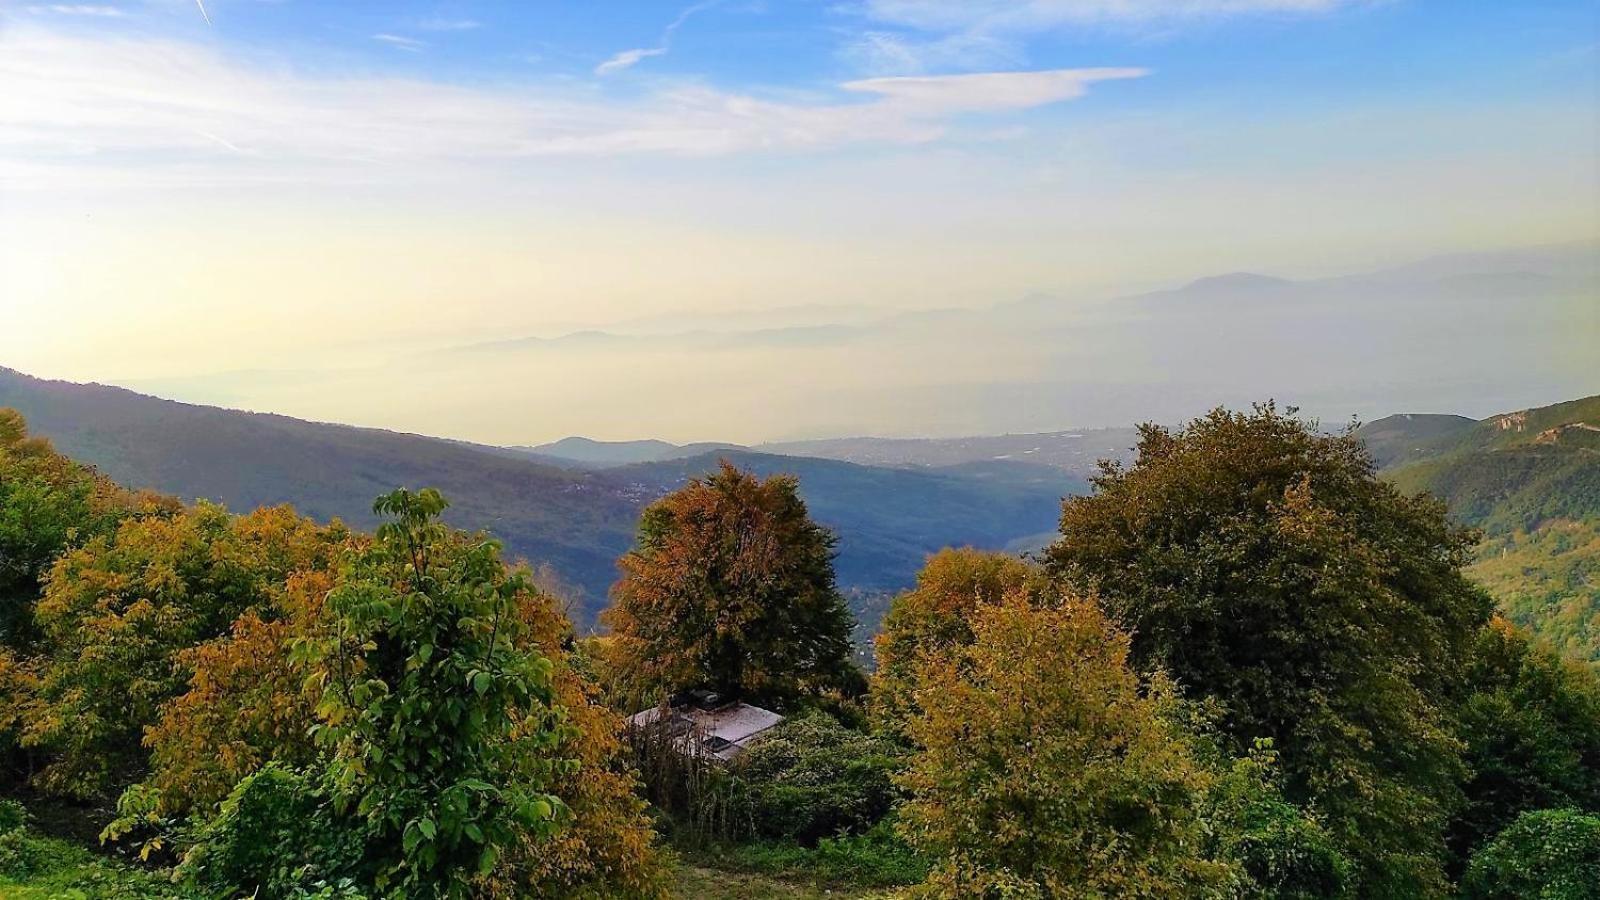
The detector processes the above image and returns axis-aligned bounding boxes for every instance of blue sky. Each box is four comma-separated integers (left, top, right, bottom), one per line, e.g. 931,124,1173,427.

0,1,1595,441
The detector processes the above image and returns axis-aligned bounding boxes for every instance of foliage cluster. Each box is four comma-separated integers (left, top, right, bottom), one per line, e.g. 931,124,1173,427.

605,461,860,710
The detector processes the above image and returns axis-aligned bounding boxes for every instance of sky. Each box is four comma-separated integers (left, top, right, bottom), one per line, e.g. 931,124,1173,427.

0,0,1596,443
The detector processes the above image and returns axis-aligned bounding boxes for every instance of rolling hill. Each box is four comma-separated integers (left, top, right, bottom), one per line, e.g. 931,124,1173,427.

1359,395,1600,661
0,366,1080,627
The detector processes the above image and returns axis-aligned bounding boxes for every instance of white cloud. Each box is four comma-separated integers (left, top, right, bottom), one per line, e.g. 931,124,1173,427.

595,0,720,75
859,0,1356,31
844,68,1147,113
24,4,127,16
596,46,668,75
372,33,427,51
0,28,1147,182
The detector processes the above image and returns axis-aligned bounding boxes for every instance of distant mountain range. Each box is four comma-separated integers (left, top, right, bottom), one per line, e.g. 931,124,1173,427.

522,429,1142,473
0,367,1083,627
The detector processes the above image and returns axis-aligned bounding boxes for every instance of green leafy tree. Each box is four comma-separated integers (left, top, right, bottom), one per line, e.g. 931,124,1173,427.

870,548,1037,740
896,590,1229,898
1451,619,1600,870
291,488,570,899
603,462,859,709
1044,404,1492,896
1462,808,1600,900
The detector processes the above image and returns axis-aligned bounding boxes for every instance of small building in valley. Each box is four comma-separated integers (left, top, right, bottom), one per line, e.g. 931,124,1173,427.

627,689,784,763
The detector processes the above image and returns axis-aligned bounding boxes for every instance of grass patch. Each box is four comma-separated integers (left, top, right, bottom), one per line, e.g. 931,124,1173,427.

680,822,928,892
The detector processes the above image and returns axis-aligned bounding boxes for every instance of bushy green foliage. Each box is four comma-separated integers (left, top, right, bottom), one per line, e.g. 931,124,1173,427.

290,487,572,898
170,764,367,898
897,592,1230,897
728,711,906,844
1451,621,1600,870
605,462,861,709
1202,743,1351,899
1461,808,1600,899
1046,404,1491,896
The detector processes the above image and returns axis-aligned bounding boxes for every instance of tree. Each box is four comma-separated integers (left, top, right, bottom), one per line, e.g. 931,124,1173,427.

1461,808,1600,900
870,548,1037,740
603,462,858,709
126,492,666,898
896,590,1229,898
1044,404,1492,896
1450,619,1600,870
0,408,168,649
23,502,341,798
289,488,569,898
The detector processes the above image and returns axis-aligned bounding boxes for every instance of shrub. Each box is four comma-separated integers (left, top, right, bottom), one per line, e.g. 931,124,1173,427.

1462,808,1600,900
898,591,1229,897
177,764,367,899
730,710,906,844
715,819,928,888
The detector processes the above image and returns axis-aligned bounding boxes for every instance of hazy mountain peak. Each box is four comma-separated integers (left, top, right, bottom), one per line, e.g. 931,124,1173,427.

1180,272,1295,293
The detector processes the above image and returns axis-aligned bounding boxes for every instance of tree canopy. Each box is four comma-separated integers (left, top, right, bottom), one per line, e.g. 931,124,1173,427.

603,461,859,709
1045,404,1494,896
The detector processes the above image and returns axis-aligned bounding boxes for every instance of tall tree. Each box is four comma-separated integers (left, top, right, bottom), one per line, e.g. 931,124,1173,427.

603,462,858,709
1045,404,1492,897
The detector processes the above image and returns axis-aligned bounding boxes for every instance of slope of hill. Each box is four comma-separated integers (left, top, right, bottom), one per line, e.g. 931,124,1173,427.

0,367,1077,627
1356,413,1477,468
1379,396,1600,534
1361,395,1600,662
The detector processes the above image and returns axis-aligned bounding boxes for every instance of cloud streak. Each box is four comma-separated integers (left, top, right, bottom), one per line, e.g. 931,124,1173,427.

372,33,427,51
0,28,1147,183
596,0,719,75
859,0,1359,31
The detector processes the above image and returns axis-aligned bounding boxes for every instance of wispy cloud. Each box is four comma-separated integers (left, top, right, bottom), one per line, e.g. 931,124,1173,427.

858,0,1359,31
418,18,480,32
841,30,1023,75
372,33,427,51
596,0,720,75
24,4,127,16
0,28,1147,182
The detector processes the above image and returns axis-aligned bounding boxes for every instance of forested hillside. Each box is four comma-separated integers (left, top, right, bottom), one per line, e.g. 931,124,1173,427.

1361,395,1600,661
0,367,1077,624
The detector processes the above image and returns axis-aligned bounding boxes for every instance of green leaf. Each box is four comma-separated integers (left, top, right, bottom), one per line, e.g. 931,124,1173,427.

472,671,492,695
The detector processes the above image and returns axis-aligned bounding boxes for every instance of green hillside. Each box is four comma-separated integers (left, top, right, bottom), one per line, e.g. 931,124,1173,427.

1363,395,1600,661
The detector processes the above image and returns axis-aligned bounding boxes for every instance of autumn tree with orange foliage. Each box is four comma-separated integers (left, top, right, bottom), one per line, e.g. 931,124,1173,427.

22,502,344,798
604,461,859,709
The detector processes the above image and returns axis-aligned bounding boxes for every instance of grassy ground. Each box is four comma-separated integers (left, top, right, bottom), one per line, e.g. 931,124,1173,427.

0,829,190,899
673,865,899,899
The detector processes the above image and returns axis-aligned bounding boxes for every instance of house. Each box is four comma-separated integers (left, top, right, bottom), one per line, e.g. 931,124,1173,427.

627,689,785,763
